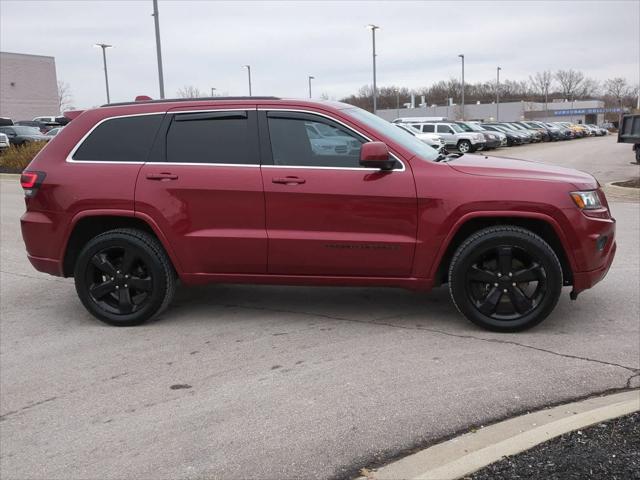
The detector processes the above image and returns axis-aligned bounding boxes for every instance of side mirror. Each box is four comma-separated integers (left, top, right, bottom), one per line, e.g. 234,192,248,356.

359,142,396,170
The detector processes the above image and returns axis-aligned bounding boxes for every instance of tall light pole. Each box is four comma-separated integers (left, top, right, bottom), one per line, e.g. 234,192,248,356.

151,0,165,99
242,65,252,96
367,24,379,113
308,75,314,98
94,43,112,104
496,66,501,121
458,54,465,120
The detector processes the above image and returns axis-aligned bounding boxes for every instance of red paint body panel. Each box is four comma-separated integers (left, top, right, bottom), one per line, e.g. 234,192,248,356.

20,98,615,298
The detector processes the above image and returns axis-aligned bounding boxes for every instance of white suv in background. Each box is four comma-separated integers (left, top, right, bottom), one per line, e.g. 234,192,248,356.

398,121,485,153
395,123,446,152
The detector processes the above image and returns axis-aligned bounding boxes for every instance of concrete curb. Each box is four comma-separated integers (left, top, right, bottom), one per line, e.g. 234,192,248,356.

603,181,640,202
364,390,639,480
0,173,20,180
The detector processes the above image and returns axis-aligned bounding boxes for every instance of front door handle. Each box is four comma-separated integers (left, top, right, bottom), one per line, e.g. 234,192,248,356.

272,176,306,185
146,172,178,181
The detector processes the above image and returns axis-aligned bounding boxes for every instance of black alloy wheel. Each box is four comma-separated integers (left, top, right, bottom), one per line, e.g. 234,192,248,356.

86,246,153,316
449,226,563,332
74,229,176,326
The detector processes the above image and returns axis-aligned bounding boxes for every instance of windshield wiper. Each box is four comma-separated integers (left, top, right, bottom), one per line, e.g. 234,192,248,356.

435,152,464,163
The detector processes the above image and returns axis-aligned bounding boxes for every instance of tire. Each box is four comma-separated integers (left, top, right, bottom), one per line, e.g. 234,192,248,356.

74,228,176,326
448,226,563,332
457,140,472,153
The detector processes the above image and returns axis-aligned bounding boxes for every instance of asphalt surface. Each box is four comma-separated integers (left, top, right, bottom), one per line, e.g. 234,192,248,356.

490,134,639,185
470,412,640,480
1,136,639,480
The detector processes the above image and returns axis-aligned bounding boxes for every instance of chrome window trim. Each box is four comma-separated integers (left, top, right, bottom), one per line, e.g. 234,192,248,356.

65,107,407,172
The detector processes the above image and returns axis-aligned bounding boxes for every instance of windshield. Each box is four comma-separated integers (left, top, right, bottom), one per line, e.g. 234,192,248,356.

12,126,41,135
343,108,439,161
460,122,484,132
449,124,464,133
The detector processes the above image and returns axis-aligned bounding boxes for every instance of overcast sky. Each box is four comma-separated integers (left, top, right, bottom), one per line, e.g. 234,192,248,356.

1,0,639,109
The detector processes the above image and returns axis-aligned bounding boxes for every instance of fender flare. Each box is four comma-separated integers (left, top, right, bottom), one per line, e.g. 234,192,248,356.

61,209,184,275
428,210,577,280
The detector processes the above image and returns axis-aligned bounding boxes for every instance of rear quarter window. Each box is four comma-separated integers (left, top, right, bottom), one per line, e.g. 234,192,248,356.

72,114,164,162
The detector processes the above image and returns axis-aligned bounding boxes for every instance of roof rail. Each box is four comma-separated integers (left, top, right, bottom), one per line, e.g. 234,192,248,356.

101,96,280,107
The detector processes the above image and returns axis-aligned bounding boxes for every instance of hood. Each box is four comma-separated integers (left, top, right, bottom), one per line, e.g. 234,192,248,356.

448,155,598,190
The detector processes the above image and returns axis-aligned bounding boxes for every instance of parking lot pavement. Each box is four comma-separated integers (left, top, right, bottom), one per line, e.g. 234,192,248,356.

489,135,639,186
1,140,639,479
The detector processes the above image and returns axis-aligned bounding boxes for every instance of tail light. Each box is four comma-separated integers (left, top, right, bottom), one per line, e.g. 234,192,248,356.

20,171,46,198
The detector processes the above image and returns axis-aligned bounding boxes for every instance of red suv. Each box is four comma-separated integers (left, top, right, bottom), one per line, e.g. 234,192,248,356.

20,97,616,331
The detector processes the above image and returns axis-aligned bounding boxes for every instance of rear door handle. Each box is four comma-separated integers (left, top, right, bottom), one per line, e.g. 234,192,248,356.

146,172,178,181
272,176,306,185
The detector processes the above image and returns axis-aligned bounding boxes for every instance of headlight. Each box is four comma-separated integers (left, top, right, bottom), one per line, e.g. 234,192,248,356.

570,191,602,210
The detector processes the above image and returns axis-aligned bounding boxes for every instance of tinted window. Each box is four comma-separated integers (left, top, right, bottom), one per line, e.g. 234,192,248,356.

73,115,163,162
437,124,451,133
267,115,364,168
166,112,254,164
422,124,435,132
0,127,14,135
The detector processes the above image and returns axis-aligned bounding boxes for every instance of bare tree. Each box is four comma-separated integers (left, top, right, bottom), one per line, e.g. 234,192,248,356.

604,77,632,103
529,71,553,104
554,69,585,99
57,81,74,113
176,85,203,98
577,78,600,98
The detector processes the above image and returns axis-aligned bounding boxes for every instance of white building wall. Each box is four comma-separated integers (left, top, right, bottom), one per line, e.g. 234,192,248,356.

0,52,59,121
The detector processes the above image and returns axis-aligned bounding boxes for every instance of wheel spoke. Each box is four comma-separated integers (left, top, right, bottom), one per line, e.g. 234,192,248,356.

118,288,134,313
507,286,533,314
128,277,152,292
120,248,137,274
91,254,116,276
498,246,513,275
90,280,116,299
468,265,497,283
479,287,502,315
512,263,543,283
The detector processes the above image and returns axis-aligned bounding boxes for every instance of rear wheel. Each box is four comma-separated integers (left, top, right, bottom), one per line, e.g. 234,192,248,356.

448,226,563,332
74,228,176,326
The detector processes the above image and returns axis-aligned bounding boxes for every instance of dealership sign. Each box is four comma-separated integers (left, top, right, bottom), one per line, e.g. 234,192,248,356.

552,107,625,116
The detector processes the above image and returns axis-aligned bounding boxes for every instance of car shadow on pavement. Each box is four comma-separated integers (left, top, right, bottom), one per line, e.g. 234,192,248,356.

157,282,574,335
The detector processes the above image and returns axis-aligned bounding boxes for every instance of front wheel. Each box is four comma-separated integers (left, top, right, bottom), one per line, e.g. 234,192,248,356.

448,226,563,332
74,228,176,326
457,140,472,153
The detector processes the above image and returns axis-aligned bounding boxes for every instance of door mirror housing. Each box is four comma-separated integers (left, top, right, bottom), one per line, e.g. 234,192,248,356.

359,142,395,170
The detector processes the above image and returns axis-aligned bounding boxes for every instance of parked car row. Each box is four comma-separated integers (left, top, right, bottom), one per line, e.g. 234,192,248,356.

0,115,69,138
392,117,609,153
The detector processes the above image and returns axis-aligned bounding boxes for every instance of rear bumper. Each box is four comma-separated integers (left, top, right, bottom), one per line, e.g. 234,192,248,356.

27,254,63,276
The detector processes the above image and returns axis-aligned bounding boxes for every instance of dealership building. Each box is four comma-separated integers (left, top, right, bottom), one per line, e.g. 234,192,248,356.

0,51,59,121
376,99,624,125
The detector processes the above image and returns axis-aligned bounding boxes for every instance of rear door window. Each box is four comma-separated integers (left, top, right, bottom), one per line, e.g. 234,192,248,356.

73,114,163,162
166,111,257,164
422,124,435,132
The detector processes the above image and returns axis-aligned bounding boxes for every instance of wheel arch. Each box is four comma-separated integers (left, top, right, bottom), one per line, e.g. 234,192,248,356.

62,210,182,277
432,212,575,287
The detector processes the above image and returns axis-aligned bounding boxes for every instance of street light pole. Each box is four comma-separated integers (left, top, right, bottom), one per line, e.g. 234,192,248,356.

152,0,165,99
367,24,379,113
496,66,501,121
308,75,314,99
94,43,112,104
242,65,252,96
458,54,465,120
